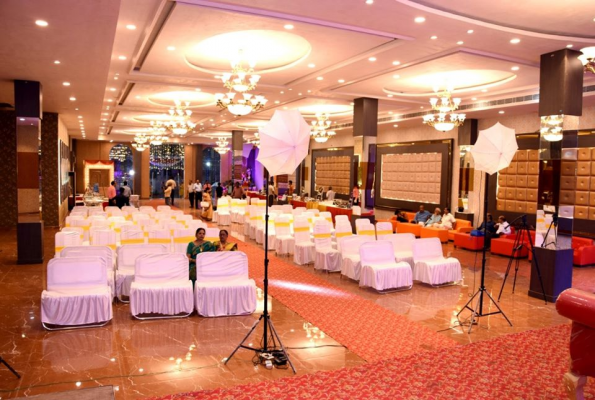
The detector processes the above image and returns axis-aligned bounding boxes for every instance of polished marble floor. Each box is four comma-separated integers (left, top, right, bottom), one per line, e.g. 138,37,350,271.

0,202,593,399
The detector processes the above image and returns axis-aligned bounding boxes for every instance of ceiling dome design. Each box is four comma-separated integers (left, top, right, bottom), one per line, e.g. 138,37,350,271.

147,90,215,108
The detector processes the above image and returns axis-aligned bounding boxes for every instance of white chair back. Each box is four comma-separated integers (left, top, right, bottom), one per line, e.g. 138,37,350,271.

139,206,155,215
91,219,109,228
389,233,416,254
60,246,114,269
205,227,220,242
335,222,353,250
47,257,107,291
147,228,171,247
341,235,375,258
61,227,84,239
320,211,333,226
90,229,117,250
376,222,394,239
88,209,107,218
65,215,84,227
313,220,332,248
356,219,375,237
360,240,396,265
335,215,349,225
217,197,231,214
292,207,306,217
157,205,171,212
117,244,169,270
293,216,311,243
413,237,444,262
195,252,249,281
120,227,145,245
274,215,292,237
55,231,83,255
187,219,206,233
134,253,189,284
172,228,195,253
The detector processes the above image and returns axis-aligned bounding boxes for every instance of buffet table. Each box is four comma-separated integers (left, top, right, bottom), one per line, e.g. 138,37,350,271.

291,200,353,223
246,191,267,200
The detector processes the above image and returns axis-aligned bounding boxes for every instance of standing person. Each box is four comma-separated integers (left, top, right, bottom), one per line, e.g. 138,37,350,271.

216,183,223,201
231,182,244,199
166,176,177,206
211,182,218,211
186,228,216,285
164,182,172,205
326,186,335,201
201,189,213,221
352,184,360,206
107,181,117,206
115,187,128,209
268,178,276,206
121,180,132,206
188,180,195,209
194,180,202,209
288,180,294,196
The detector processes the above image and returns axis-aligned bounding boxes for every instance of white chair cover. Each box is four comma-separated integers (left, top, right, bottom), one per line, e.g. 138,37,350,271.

54,231,83,256
115,244,169,299
274,215,294,255
359,241,412,291
376,221,394,238
60,246,115,296
65,215,84,227
356,219,375,237
139,206,156,216
232,199,247,224
384,233,416,267
314,221,341,272
340,235,375,281
194,252,256,317
130,253,193,317
281,204,293,214
147,228,171,249
71,219,91,242
172,228,195,254
90,229,117,251
216,196,231,226
120,227,145,245
412,238,462,286
334,222,353,251
41,257,112,328
293,216,315,265
335,215,349,225
205,227,220,243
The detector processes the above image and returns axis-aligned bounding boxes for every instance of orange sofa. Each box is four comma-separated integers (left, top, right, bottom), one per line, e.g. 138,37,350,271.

396,222,422,237
491,229,531,258
421,226,449,242
572,237,595,267
448,219,473,241
453,232,484,251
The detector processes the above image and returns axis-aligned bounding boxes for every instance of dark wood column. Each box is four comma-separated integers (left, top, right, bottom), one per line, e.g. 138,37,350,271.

353,98,378,209
232,130,243,182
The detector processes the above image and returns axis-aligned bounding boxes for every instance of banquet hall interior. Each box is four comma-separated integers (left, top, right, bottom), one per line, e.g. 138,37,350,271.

1,0,595,399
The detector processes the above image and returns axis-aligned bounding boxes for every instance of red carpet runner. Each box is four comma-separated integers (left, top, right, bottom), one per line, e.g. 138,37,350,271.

153,324,595,399
232,238,458,363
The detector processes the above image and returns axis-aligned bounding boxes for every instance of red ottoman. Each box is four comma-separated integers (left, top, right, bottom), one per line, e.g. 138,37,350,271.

454,232,484,251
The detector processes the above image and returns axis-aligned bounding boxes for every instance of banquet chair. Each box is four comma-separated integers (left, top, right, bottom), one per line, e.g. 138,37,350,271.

90,219,109,229
233,199,247,224
243,205,253,236
335,215,350,226
54,231,83,257
130,253,194,319
157,205,171,212
120,227,145,245
88,209,107,218
412,238,462,287
187,219,206,233
356,219,375,237
274,214,294,255
216,197,232,226
61,227,84,241
314,220,341,272
194,252,257,317
334,222,353,251
382,233,417,267
257,212,278,248
122,205,137,214
72,206,88,216
281,204,293,214
340,235,375,281
106,207,123,218
147,227,172,249
249,208,263,240
359,241,413,292
90,229,117,251
320,211,334,226
139,206,156,216
176,214,193,227
41,257,112,330
292,207,306,218
71,218,92,242
293,216,315,265
60,246,115,296
115,244,169,302
205,227,220,243
65,215,84,227
376,222,394,240
172,228,195,254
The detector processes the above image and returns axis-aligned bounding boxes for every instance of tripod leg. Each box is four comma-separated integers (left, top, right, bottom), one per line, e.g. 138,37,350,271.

467,289,483,334
511,254,522,294
456,288,480,318
0,357,21,379
267,318,297,374
483,290,513,327
224,315,263,365
498,255,516,301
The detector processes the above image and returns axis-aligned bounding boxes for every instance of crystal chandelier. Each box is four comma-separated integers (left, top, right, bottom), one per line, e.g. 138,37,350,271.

220,50,261,93
132,133,149,151
310,113,337,143
150,100,196,135
422,87,465,132
214,137,230,155
540,115,564,142
147,126,168,146
579,47,595,74
215,92,267,116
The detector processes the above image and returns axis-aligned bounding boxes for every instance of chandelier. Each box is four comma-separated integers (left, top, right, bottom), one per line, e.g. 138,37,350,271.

422,87,465,132
132,133,149,151
579,47,595,74
310,113,337,143
214,137,230,155
215,92,267,116
150,100,196,135
147,126,168,146
540,115,564,142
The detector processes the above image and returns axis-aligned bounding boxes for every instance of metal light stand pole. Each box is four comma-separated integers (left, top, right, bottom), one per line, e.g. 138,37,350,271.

224,170,296,373
457,172,513,333
0,356,20,379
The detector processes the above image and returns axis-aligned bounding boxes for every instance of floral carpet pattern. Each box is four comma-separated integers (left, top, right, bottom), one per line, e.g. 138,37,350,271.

152,324,594,400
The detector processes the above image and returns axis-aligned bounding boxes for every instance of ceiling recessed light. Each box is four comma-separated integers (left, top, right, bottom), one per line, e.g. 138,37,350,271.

63,82,70,86
457,41,464,45
214,75,221,79
420,106,424,109
510,38,521,44
274,100,280,104
388,111,393,114
54,60,60,64
499,110,505,114
118,55,127,60
126,24,136,30
366,0,373,4
414,17,426,23
69,97,76,101
471,97,477,101
167,46,175,51
511,66,520,71
135,96,141,99
78,115,83,118
107,99,113,102
393,74,400,79
283,107,288,110
368,57,377,62
114,76,118,80
393,124,399,127
467,29,474,34
307,63,315,68
195,88,201,91
481,89,488,93
109,88,116,91
284,24,294,30
307,90,311,93
19,118,25,121
566,44,573,48
280,91,284,94
103,113,109,115
338,79,345,83
75,108,79,110
316,77,323,80
350,102,354,106
430,35,437,40
392,61,400,66
35,20,48,27
387,94,393,97
298,92,302,95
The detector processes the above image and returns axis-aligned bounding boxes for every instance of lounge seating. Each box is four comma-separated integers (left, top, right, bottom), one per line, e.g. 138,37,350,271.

453,232,484,251
448,219,473,241
572,237,595,267
359,241,412,292
412,238,462,286
420,226,449,243
395,222,422,237
491,230,533,258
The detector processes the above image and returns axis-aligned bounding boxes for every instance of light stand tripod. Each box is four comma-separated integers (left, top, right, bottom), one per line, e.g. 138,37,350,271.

457,172,512,333
0,356,20,379
497,215,547,304
224,171,296,373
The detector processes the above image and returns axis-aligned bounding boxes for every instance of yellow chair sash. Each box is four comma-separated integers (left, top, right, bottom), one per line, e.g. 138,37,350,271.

82,226,90,231
313,233,331,239
108,244,117,250
335,232,352,238
294,227,309,233
55,246,64,253
174,236,195,244
359,230,375,236
121,238,145,245
275,222,291,227
377,230,392,236
205,236,218,242
325,217,332,223
143,231,149,238
148,238,171,244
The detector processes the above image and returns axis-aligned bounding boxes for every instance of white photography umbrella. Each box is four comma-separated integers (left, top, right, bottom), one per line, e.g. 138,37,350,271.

471,122,518,175
257,109,310,176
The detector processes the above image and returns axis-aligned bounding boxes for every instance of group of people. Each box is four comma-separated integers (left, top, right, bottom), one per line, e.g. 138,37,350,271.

107,180,132,208
186,228,237,283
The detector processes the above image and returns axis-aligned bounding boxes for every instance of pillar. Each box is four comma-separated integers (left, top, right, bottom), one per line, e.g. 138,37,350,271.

0,110,17,228
353,97,378,209
232,130,243,183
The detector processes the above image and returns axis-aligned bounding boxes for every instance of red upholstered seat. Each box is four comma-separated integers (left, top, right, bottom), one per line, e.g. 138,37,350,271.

448,219,473,241
572,237,595,267
490,228,530,258
556,288,595,398
453,232,484,251
395,222,422,237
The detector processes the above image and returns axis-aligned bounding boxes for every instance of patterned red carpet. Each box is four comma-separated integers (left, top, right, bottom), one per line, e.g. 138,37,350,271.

152,324,594,400
232,238,458,363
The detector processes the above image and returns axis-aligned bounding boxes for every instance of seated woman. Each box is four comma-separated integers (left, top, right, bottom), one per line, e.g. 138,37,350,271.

201,190,213,221
394,209,408,223
435,207,456,230
186,227,216,283
214,229,238,251
424,207,443,227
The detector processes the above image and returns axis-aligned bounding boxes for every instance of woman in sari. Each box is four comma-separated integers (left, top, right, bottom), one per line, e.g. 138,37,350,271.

201,190,213,221
214,229,238,251
186,227,216,283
